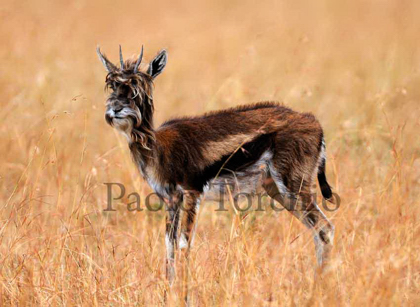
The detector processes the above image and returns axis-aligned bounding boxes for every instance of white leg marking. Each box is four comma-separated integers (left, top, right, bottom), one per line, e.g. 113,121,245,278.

165,233,175,259
179,233,188,250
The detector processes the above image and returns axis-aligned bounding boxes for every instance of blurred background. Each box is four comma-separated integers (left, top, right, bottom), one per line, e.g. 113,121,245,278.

1,0,419,305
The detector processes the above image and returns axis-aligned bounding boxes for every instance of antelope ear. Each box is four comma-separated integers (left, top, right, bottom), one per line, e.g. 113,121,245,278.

147,50,167,79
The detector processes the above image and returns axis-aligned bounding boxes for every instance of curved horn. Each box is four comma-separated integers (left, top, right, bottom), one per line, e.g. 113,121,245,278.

133,45,144,73
96,46,117,72
119,45,124,69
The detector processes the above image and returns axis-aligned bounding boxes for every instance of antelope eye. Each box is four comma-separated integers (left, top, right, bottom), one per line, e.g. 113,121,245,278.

106,82,116,90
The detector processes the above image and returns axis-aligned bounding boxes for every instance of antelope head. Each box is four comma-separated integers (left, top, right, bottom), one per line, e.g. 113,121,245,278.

97,45,167,146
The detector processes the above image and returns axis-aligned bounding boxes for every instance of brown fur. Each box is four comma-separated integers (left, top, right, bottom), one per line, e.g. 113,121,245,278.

97,47,336,301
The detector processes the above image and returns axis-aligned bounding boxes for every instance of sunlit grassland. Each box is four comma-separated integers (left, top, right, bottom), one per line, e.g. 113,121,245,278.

0,0,419,305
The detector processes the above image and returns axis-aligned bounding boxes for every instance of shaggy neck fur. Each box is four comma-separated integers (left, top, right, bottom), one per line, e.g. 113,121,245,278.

105,60,157,172
128,93,156,174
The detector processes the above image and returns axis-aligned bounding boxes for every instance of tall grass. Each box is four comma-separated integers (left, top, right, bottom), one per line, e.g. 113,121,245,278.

1,0,419,305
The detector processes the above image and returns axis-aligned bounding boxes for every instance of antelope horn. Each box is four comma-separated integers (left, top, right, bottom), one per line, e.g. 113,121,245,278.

134,45,144,73
119,45,124,69
96,46,117,72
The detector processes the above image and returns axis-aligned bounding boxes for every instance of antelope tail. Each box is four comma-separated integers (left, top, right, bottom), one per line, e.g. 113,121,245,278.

317,143,335,204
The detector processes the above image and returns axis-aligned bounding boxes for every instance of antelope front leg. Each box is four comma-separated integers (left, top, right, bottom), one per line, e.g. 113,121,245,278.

165,204,180,286
179,190,201,304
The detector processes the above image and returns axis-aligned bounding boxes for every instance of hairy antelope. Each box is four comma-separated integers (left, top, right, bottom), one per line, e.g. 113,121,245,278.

97,46,336,298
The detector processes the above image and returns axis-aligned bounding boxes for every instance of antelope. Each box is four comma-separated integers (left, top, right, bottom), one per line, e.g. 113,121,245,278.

97,46,336,299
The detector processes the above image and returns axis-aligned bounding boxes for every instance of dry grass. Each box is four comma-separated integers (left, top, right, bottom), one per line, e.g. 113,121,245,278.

1,0,420,305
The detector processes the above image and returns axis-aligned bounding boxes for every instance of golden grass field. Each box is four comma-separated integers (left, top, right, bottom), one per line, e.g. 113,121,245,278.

1,0,420,305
